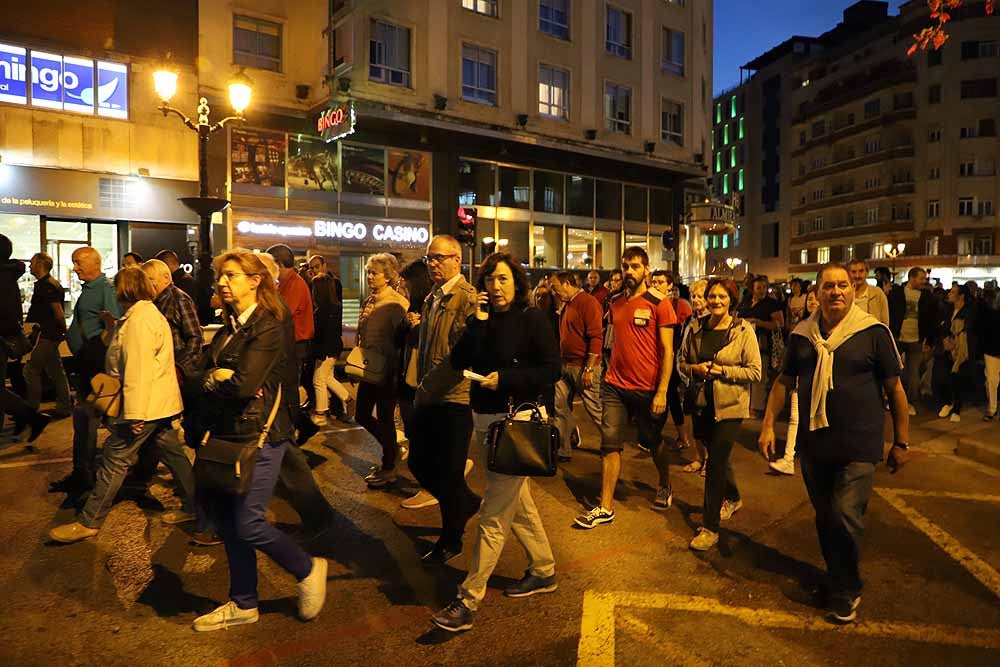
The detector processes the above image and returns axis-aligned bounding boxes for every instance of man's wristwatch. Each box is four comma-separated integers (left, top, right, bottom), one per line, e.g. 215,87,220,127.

893,442,909,451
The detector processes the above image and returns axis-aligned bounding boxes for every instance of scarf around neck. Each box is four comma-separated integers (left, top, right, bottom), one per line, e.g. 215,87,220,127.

792,304,901,431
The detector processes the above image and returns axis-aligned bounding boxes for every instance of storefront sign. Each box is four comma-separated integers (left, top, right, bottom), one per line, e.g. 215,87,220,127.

0,41,128,117
236,218,429,246
317,101,356,143
236,220,312,237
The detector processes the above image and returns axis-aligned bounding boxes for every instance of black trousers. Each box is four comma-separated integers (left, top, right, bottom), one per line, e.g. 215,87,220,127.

408,402,478,548
693,413,742,532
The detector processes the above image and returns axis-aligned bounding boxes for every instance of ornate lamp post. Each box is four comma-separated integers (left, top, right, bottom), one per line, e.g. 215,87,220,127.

725,256,743,279
152,67,252,265
883,241,905,279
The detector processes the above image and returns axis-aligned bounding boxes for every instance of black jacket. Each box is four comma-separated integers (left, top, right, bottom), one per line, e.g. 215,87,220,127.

0,260,25,336
202,307,294,443
311,276,344,359
888,285,939,343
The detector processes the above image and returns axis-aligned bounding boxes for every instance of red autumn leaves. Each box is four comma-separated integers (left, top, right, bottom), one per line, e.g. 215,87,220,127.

908,0,995,56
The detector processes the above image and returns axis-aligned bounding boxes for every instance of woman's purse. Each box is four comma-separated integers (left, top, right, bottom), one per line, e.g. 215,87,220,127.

345,345,388,384
194,385,282,495
88,372,123,418
683,366,711,416
485,401,560,477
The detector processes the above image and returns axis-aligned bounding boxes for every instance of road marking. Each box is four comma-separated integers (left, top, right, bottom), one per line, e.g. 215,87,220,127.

875,488,1000,600
617,611,713,667
0,456,73,470
577,591,1000,666
882,488,1000,503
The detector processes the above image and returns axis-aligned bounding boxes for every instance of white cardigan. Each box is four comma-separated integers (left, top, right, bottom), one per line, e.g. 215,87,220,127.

105,300,183,422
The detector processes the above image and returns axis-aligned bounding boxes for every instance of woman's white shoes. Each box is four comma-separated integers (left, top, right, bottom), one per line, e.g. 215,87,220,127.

298,557,328,621
192,601,259,632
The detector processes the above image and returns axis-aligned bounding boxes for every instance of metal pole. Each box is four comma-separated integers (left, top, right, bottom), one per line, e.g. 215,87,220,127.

198,124,212,255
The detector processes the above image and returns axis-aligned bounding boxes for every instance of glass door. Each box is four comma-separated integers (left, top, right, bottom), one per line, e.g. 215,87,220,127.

339,255,365,343
49,241,88,317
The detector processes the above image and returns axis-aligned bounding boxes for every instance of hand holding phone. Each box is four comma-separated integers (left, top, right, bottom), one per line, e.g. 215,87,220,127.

475,292,490,321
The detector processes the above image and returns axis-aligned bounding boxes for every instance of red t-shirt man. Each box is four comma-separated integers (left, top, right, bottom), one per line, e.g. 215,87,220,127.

605,290,677,391
278,269,315,343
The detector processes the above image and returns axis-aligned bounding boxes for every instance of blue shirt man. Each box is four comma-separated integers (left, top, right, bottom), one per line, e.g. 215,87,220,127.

67,274,120,353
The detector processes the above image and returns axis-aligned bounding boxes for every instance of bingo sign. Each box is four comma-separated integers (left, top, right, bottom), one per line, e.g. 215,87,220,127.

317,101,356,143
0,42,128,118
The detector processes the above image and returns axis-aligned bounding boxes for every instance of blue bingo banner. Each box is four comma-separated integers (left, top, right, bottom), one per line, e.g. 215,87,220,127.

0,41,128,118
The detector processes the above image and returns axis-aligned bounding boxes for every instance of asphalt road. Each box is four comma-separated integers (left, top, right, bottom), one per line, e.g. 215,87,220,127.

1,409,998,667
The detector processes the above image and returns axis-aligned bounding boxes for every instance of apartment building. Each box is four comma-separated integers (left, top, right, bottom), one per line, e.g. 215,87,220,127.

711,0,999,285
199,0,711,309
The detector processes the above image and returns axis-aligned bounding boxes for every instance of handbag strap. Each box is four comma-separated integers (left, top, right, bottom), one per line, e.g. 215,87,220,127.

256,385,283,449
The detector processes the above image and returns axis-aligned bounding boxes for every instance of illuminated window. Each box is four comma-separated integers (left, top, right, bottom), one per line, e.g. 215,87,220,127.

729,149,736,168
738,169,744,191
730,95,736,118
715,103,721,124
722,173,729,195
739,117,744,139
724,124,730,145
715,153,721,173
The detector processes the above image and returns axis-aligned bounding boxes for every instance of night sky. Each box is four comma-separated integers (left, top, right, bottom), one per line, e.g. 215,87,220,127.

714,0,911,94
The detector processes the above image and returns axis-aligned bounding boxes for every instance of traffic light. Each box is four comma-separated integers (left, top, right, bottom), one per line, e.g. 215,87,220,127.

457,206,477,246
661,229,674,250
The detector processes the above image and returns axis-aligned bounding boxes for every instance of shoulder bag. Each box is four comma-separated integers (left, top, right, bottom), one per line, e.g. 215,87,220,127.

345,296,388,384
194,385,283,495
88,372,123,418
485,400,560,477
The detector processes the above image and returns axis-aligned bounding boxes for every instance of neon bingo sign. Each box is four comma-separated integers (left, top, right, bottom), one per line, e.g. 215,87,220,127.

0,42,128,118
317,101,356,143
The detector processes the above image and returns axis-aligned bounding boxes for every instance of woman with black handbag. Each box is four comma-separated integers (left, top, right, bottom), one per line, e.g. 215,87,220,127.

430,253,561,633
192,249,327,632
678,278,761,552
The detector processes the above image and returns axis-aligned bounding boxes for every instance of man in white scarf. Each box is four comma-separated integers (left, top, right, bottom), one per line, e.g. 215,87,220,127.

758,263,911,626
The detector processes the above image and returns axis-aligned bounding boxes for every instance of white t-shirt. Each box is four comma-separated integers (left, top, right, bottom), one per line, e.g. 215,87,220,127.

899,287,920,343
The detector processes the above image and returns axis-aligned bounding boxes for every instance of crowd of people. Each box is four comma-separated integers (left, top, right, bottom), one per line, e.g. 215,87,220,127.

1,229,997,633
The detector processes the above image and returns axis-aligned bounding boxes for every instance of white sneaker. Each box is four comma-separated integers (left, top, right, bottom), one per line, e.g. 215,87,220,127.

938,404,953,418
310,412,328,427
769,458,795,475
719,499,743,521
949,413,961,423
907,404,917,416
401,489,438,509
192,601,259,632
464,458,474,477
689,527,718,551
297,557,328,621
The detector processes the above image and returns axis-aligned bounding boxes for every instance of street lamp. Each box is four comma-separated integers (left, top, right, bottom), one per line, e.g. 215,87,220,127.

152,66,252,265
725,256,743,278
883,242,905,278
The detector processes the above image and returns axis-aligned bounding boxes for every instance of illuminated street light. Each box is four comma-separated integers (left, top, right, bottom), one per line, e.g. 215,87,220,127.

725,256,743,278
883,242,905,278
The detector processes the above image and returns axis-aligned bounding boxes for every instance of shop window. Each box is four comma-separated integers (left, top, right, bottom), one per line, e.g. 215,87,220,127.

594,229,621,269
532,224,563,268
0,214,41,314
499,167,530,209
497,220,530,262
566,227,594,269
624,186,648,222
649,188,672,226
595,180,622,220
458,159,496,206
567,175,594,217
533,171,564,214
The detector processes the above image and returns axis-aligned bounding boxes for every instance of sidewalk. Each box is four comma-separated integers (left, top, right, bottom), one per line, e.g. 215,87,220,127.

908,405,1000,469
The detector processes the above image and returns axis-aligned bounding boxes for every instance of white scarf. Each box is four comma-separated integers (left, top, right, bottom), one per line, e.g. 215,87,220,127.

792,304,902,431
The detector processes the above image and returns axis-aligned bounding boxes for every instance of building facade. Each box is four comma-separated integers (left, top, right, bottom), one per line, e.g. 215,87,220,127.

0,1,201,312
710,0,999,285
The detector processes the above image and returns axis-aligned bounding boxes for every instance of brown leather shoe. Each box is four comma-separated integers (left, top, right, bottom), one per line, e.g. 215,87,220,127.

49,522,99,544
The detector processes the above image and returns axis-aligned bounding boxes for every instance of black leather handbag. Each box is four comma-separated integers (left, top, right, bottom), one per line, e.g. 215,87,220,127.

194,386,282,494
485,402,560,477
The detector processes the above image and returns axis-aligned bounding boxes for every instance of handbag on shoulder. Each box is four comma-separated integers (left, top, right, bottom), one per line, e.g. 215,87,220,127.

345,345,388,384
88,372,123,418
194,385,283,494
485,400,560,477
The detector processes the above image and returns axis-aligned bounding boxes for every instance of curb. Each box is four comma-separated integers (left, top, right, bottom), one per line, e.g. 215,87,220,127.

956,436,1000,470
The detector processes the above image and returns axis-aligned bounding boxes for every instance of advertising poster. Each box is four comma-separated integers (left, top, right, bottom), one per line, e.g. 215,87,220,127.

342,144,385,196
287,135,340,192
232,128,286,187
387,150,431,200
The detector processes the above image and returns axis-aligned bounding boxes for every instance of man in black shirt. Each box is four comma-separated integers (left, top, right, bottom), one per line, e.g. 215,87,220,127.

24,253,72,417
760,262,910,625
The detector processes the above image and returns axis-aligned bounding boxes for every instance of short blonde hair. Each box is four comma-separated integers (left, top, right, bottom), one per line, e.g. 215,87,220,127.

114,266,155,304
366,253,400,282
690,279,708,297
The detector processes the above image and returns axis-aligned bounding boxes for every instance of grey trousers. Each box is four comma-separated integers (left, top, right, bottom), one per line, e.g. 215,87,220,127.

23,338,72,413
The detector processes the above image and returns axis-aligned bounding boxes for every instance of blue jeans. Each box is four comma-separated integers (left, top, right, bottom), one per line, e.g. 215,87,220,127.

80,418,194,528
799,456,876,603
201,440,313,609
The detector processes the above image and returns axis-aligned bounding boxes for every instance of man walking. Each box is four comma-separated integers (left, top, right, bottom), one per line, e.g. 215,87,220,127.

760,262,909,624
50,247,122,494
848,259,889,325
888,267,936,414
23,253,72,418
408,235,480,565
575,247,676,528
550,271,603,460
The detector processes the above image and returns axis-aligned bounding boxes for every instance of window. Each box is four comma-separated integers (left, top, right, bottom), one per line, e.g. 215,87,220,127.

891,202,912,220
865,207,879,224
605,83,631,134
661,99,683,145
928,84,941,104
960,78,998,99
864,176,881,190
606,6,632,59
567,175,594,216
813,216,825,231
661,28,685,75
980,159,998,176
928,128,942,143
812,188,825,201
539,0,569,40
538,64,569,119
980,200,995,217
462,44,497,105
715,103,722,124
958,197,975,216
845,211,855,226
730,149,736,169
739,117,745,140
800,249,809,264
533,171,564,213
893,92,914,110
974,234,995,254
595,180,621,220
234,15,282,72
812,120,826,138
499,167,530,208
958,234,973,254
929,166,941,179
871,242,886,260
864,136,880,154
979,118,997,136
928,49,943,67
817,246,830,263
928,200,940,218
959,161,975,177
715,153,722,173
925,236,939,256
724,124,730,145
961,40,1000,59
463,0,497,17
842,244,853,260
738,169,744,191
369,20,411,87
863,98,880,119
960,125,978,139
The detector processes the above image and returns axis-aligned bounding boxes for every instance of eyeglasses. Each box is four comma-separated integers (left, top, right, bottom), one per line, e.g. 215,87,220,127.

218,271,252,283
423,253,459,265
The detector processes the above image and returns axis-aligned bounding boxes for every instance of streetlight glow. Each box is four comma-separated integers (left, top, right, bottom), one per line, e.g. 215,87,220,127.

228,70,253,115
152,69,178,104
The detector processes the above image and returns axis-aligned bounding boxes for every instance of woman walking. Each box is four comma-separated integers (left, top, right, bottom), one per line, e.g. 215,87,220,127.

309,255,352,426
193,250,326,632
355,253,409,488
431,253,561,632
680,279,709,475
937,284,974,423
679,278,761,551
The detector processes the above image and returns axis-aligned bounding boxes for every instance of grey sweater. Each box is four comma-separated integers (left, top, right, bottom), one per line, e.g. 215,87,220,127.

678,316,762,421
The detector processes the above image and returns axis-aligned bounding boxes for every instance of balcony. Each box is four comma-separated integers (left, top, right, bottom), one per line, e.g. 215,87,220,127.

791,182,915,216
792,108,916,157
792,59,917,124
792,145,916,185
792,216,916,243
